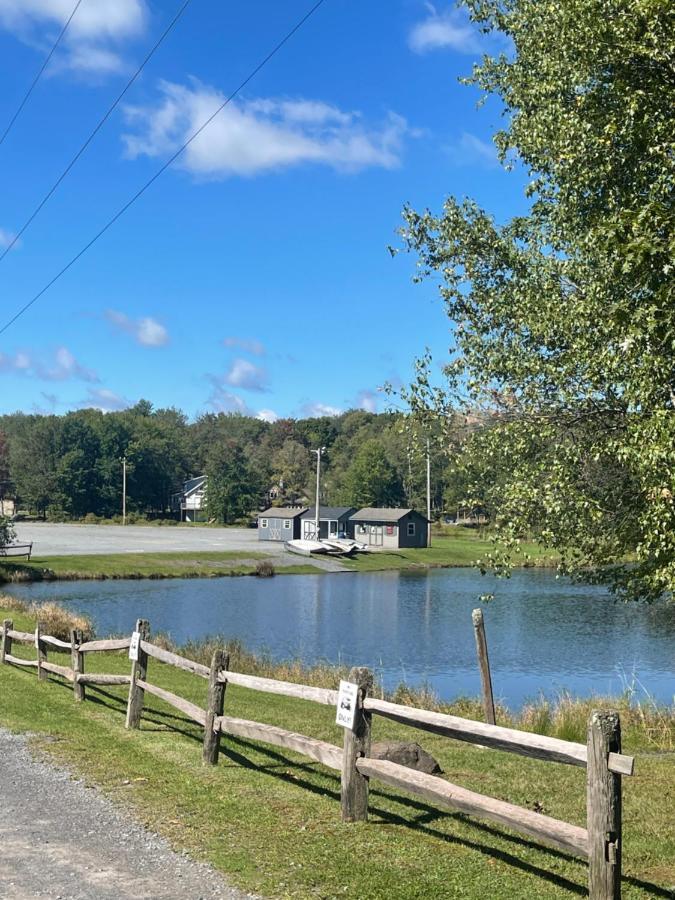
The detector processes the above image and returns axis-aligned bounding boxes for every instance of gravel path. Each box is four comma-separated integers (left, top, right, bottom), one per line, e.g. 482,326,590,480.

0,729,258,900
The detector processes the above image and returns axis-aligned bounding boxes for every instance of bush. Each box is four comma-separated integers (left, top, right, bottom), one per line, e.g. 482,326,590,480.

32,602,94,641
255,560,275,577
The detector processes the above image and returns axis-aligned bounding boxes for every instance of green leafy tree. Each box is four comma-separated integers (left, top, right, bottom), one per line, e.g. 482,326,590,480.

342,439,404,508
272,440,310,503
399,0,675,599
206,441,260,524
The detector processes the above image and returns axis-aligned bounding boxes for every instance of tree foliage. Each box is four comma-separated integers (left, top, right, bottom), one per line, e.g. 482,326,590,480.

399,0,675,599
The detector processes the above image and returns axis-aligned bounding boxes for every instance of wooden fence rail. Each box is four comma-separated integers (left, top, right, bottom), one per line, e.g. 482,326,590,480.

0,617,635,899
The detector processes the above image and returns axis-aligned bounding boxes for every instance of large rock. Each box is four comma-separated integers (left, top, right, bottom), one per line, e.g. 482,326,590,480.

369,740,442,775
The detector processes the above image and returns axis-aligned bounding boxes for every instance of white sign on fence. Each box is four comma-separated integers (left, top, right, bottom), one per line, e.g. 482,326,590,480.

128,631,141,662
34,627,39,650
335,680,359,730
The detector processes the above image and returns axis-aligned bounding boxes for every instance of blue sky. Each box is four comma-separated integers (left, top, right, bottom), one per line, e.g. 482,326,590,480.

0,0,526,420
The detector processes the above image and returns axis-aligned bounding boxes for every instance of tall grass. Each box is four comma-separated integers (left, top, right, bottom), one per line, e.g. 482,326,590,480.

0,595,94,641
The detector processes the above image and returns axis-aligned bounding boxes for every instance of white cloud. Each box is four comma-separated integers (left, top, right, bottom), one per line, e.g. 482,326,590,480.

223,336,265,356
447,131,499,168
256,408,278,423
0,346,98,382
409,4,482,54
206,381,253,416
223,358,269,392
105,309,169,346
356,389,379,413
77,387,129,411
0,0,147,75
0,227,20,250
301,402,343,418
122,81,413,177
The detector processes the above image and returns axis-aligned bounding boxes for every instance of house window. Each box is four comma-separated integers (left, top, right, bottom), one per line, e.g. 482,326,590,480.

260,518,268,528
283,519,291,530
407,522,416,536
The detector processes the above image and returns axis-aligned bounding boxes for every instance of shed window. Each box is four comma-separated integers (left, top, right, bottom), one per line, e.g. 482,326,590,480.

407,522,416,536
260,518,268,528
283,519,291,529
358,524,367,534
386,525,394,535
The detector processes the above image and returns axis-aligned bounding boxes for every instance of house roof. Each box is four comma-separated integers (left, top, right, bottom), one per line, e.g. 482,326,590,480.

258,507,308,519
183,475,206,495
350,508,428,523
301,507,356,519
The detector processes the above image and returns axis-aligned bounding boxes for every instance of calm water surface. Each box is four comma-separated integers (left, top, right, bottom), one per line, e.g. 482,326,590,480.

8,569,674,708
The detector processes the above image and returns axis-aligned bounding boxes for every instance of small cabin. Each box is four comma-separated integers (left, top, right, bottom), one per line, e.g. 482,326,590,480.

300,507,357,540
349,508,429,549
257,507,307,541
171,476,207,522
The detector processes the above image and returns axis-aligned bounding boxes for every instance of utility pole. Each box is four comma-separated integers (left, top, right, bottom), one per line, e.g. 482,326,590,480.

426,437,432,548
122,456,127,526
312,447,325,540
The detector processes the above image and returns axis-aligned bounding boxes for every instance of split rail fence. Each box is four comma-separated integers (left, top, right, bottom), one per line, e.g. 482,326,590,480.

1,616,635,900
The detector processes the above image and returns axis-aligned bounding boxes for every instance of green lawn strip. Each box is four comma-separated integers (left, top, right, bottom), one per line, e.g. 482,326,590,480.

343,530,560,573
1,606,672,899
0,551,321,581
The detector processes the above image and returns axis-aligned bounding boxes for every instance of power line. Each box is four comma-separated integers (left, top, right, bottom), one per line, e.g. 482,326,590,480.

0,0,329,338
0,0,85,148
0,0,194,265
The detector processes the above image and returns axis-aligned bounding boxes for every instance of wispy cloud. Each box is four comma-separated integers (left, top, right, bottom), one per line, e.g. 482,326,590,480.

123,81,414,177
447,131,499,168
355,389,379,413
105,309,169,347
0,346,98,382
301,401,343,418
222,358,269,393
409,4,482,54
0,227,20,250
206,380,253,416
256,408,278,423
0,0,147,75
77,387,130,411
223,336,265,356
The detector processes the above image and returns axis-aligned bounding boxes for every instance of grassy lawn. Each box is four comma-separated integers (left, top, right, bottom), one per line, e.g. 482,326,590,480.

343,528,560,573
0,604,672,900
0,551,318,581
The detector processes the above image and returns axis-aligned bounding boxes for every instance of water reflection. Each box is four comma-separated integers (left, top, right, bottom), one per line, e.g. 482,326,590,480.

8,568,674,709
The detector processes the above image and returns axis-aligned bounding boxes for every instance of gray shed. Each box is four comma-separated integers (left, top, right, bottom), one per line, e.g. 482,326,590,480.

257,507,307,541
349,508,429,549
300,507,357,540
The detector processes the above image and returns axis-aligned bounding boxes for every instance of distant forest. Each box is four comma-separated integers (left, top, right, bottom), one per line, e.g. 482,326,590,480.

0,402,481,524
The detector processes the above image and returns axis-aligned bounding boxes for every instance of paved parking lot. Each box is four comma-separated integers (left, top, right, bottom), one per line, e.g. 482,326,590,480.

12,523,280,557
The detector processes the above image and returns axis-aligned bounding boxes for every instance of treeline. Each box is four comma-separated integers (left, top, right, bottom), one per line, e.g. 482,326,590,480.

0,401,474,524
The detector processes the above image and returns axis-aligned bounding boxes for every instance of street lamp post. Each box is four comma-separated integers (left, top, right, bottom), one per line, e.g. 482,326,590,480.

312,447,325,540
122,456,127,526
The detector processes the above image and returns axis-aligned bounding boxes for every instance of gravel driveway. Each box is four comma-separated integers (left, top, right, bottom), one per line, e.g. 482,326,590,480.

0,729,258,900
12,523,277,557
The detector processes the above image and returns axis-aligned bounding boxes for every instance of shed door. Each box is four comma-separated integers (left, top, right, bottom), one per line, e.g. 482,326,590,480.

369,525,383,546
270,521,282,541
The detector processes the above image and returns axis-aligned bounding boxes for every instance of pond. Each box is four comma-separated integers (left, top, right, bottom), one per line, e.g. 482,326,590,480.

7,568,674,709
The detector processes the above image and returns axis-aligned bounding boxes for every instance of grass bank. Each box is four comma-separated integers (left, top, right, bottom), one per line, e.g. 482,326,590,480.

0,528,559,583
0,601,672,900
343,528,560,573
0,551,317,582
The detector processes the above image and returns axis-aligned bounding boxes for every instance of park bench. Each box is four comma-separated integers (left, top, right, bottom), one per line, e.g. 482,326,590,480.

0,542,33,560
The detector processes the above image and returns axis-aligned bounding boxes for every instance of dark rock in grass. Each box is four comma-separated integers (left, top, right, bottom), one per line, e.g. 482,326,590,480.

369,740,442,775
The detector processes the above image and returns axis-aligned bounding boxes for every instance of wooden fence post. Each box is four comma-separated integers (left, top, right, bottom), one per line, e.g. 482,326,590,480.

36,621,48,682
341,666,373,823
125,619,149,730
70,628,85,702
203,649,229,765
472,608,496,725
1,619,12,664
587,710,622,900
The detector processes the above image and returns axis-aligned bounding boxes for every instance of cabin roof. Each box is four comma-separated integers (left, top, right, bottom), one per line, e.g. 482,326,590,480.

258,507,308,519
301,506,356,519
350,507,427,523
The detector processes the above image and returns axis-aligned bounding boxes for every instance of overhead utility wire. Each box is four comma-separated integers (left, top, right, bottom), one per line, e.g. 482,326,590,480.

0,0,328,338
0,0,194,264
0,0,84,148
